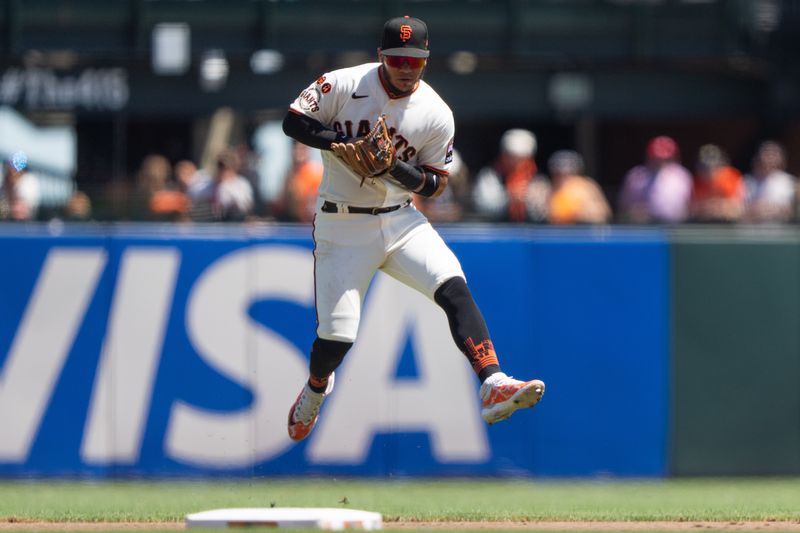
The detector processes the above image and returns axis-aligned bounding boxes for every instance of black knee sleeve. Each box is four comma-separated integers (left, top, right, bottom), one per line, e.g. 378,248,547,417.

309,337,352,379
434,277,490,346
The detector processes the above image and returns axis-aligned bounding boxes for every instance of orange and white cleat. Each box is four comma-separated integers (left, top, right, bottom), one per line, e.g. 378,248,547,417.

479,374,545,424
287,372,335,442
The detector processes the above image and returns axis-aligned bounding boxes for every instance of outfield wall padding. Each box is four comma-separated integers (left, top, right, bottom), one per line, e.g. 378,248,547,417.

671,230,800,476
0,224,669,478
6,224,800,478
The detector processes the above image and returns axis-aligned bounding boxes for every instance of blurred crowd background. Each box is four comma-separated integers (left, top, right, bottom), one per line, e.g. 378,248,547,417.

2,0,800,225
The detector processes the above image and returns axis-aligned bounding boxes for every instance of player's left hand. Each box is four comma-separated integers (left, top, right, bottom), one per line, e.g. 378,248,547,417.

331,115,396,182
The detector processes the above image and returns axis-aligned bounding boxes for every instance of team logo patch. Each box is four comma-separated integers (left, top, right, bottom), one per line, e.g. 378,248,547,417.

321,82,332,94
299,87,321,113
316,76,326,85
445,139,454,165
399,24,412,42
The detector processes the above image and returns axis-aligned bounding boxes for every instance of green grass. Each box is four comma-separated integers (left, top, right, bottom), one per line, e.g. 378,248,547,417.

1,478,800,523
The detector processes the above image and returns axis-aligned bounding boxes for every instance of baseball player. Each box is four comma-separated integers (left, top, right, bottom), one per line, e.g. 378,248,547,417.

282,15,545,442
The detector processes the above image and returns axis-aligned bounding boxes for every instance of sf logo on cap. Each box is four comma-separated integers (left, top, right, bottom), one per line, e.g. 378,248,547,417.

399,24,412,41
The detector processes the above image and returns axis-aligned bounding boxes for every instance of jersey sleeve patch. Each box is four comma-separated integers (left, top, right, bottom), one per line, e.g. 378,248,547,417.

298,86,321,113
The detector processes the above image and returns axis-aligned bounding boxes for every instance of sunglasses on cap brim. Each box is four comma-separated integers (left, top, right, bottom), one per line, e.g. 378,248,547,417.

383,55,427,69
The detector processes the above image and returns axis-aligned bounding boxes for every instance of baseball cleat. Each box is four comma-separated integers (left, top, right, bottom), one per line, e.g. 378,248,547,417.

479,375,545,424
287,372,335,442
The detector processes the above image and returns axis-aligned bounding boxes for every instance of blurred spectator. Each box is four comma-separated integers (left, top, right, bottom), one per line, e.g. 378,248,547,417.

447,150,474,213
275,142,323,222
472,128,543,222
547,150,611,225
134,154,190,221
62,190,93,221
690,144,745,223
132,154,165,219
743,141,796,223
618,136,693,224
189,148,254,222
415,149,469,222
174,159,201,194
0,151,40,221
234,142,266,216
149,188,191,222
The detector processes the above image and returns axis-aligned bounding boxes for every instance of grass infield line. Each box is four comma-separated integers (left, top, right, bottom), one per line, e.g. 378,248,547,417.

4,521,800,531
3,479,800,525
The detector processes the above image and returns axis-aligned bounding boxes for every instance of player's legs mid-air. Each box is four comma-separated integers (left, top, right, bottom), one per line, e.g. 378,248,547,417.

288,211,544,441
377,213,544,424
431,275,545,424
287,338,344,442
287,211,379,442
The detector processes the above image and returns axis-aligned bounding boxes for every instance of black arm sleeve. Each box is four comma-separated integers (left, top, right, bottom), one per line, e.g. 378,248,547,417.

390,160,445,197
282,110,348,151
389,159,425,191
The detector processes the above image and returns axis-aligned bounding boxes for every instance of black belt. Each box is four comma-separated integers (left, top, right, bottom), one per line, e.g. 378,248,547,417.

321,199,411,215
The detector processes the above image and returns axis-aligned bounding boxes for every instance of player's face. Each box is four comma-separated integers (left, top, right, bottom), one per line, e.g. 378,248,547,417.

380,54,427,93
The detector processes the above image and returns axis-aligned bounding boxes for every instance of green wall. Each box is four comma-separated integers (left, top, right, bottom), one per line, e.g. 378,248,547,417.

671,229,800,475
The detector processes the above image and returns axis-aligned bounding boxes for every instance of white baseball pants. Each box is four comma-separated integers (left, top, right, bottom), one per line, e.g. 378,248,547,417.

312,199,465,343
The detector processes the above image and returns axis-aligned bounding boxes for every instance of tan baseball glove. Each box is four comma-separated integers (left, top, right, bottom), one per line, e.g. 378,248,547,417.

331,115,396,183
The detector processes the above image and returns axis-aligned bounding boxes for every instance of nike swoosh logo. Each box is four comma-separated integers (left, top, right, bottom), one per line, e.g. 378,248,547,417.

351,93,369,99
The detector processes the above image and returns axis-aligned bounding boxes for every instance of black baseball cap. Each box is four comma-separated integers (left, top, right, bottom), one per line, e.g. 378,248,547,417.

380,16,430,58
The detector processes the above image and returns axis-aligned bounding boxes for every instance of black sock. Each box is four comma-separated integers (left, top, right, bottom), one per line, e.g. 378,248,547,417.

434,277,502,380
308,337,352,392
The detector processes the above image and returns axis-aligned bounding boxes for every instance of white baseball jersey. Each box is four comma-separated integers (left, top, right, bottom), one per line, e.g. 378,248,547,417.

288,61,464,343
289,62,455,208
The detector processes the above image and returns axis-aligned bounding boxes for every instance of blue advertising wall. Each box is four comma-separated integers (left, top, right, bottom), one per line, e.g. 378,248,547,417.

0,225,669,478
